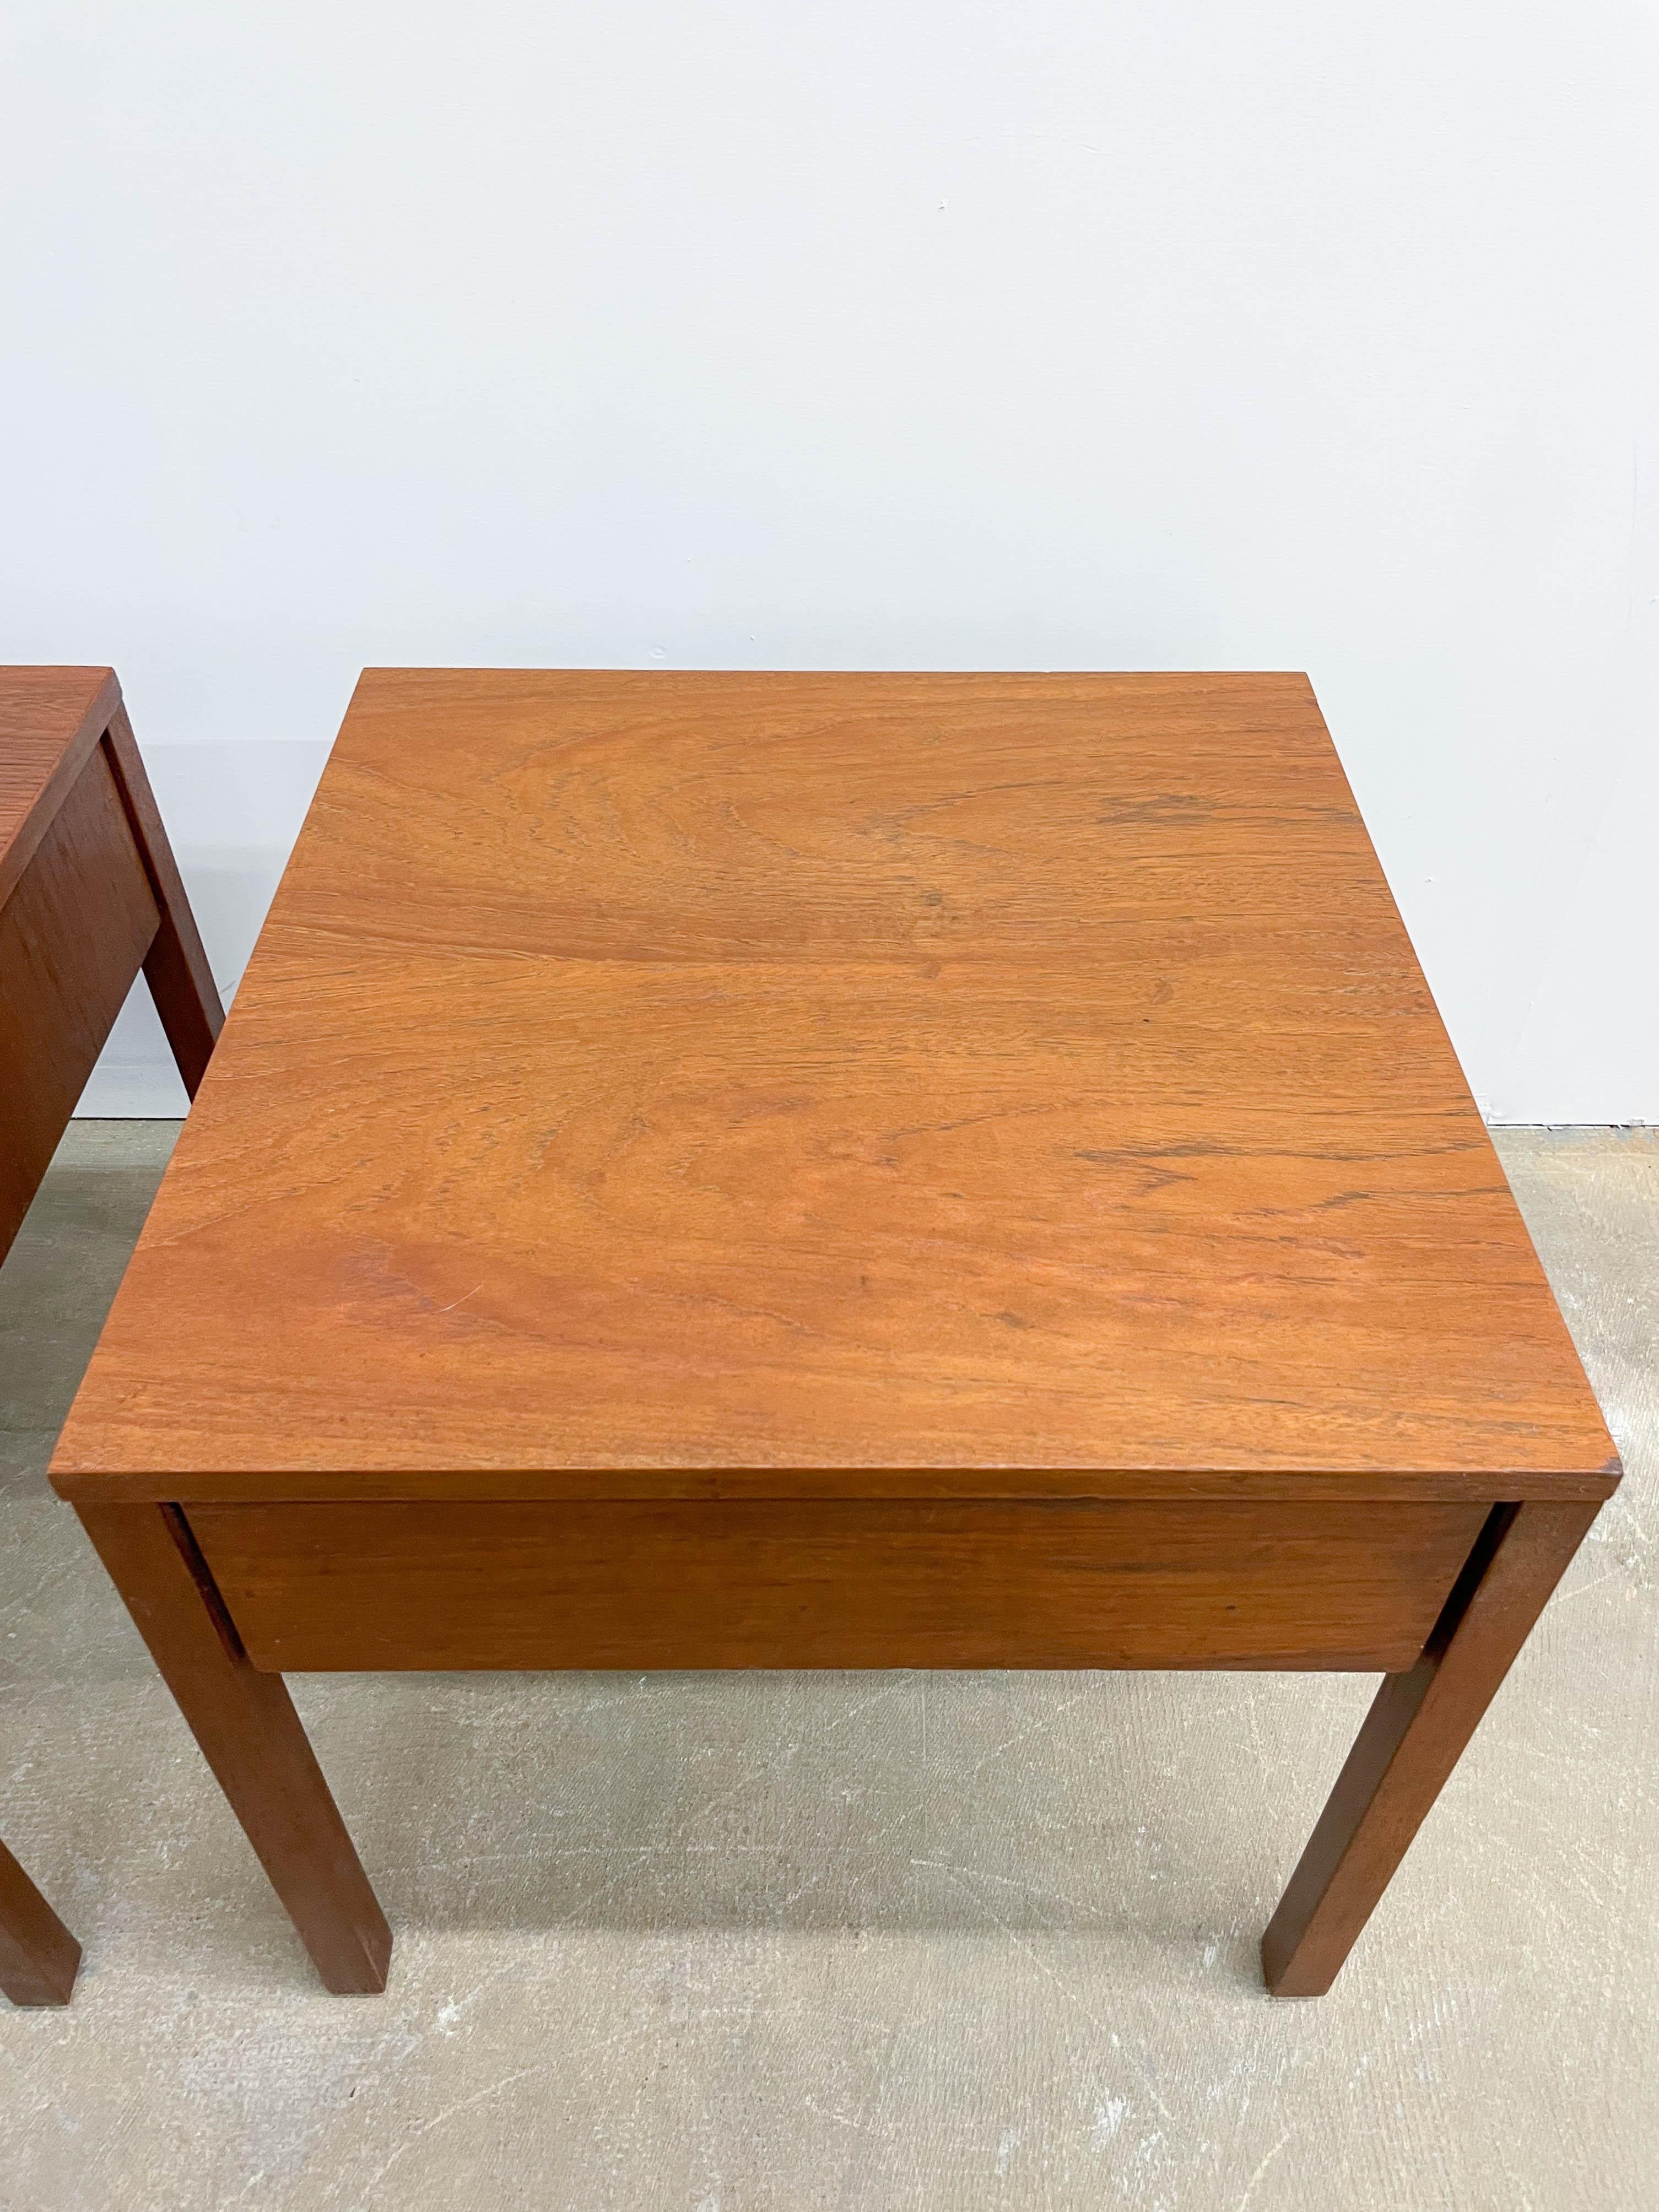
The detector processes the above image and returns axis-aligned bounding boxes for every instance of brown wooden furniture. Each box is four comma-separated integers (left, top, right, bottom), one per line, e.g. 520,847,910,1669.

50,672,1617,1999
2,665,225,2004
0,1838,82,2009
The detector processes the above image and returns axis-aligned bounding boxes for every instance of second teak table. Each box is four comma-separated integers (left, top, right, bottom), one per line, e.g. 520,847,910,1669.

2,665,223,2003
50,670,1618,1997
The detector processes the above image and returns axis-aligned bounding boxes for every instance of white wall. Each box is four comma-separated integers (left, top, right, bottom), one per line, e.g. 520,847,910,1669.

4,2,1656,1121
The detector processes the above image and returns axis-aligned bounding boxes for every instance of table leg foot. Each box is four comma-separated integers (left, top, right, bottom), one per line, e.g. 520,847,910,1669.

0,1838,80,2005
1261,1500,1599,1997
78,1503,391,1994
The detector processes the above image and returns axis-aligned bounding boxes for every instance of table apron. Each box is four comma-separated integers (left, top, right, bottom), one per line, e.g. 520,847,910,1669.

183,1498,1495,1673
0,740,159,1253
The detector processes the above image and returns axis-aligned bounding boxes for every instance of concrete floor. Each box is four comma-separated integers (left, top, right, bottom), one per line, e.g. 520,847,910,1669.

1,1124,1655,2211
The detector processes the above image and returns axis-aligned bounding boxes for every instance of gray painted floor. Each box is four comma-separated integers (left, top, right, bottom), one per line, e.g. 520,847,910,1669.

1,1123,1655,2210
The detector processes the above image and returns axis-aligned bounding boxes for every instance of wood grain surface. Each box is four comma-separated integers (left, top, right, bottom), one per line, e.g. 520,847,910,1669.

51,671,1616,1502
0,666,120,905
1,668,225,1252
187,1497,1490,1673
0,744,160,1253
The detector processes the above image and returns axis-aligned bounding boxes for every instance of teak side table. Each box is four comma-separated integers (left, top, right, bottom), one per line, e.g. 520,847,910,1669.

49,671,1618,1999
1,665,224,2003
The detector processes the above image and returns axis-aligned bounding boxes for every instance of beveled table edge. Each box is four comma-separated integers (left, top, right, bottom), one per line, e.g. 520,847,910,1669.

48,1458,1624,1506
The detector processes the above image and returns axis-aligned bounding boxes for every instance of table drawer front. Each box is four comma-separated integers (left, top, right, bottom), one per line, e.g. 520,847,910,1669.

188,1499,1491,1673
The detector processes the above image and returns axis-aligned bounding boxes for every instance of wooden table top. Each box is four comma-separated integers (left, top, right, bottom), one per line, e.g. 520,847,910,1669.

52,670,1616,1506
0,667,121,901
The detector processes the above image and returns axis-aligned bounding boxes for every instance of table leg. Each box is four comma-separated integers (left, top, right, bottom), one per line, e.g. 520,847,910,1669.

101,705,225,1097
0,1838,80,2005
78,1503,391,1994
1262,1499,1600,1997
